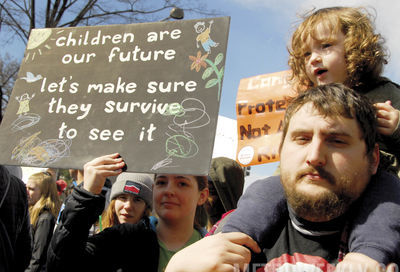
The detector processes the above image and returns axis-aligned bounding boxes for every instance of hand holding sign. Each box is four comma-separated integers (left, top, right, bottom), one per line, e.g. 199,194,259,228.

83,153,125,195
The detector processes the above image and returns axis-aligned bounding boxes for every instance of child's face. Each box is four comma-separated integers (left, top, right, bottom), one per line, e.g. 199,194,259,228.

304,24,348,86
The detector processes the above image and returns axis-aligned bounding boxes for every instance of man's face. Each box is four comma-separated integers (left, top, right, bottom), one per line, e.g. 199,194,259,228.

280,103,379,222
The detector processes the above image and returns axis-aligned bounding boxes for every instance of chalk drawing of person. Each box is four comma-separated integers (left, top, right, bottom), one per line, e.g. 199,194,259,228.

194,20,219,54
16,93,35,115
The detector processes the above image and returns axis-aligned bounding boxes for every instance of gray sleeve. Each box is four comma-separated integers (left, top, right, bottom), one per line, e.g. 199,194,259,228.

348,171,400,265
222,175,288,248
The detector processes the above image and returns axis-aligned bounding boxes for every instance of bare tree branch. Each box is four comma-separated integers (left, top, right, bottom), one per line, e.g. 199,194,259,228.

0,54,19,122
0,2,29,41
67,0,97,27
30,0,34,30
59,4,178,27
9,0,29,17
52,0,69,27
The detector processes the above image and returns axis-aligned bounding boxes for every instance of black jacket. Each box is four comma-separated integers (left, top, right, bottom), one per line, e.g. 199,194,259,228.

47,186,159,272
363,79,400,174
0,166,32,272
25,211,55,272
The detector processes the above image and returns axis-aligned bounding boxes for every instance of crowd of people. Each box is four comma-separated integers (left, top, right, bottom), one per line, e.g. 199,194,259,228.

0,5,399,272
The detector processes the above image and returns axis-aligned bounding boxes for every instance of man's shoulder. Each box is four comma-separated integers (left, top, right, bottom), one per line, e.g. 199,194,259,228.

370,170,400,191
247,175,281,188
245,175,282,195
352,170,400,219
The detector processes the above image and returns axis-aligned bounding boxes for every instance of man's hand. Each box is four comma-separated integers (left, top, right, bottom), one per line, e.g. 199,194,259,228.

336,253,397,272
83,153,125,195
165,232,261,272
375,101,400,136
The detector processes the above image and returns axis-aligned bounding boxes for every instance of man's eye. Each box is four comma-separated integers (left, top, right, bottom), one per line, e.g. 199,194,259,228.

294,136,310,144
328,138,346,145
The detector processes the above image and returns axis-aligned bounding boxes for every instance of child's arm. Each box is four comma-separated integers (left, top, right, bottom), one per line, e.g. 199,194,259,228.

221,175,288,248
375,101,400,136
374,100,400,175
347,171,400,265
337,253,388,272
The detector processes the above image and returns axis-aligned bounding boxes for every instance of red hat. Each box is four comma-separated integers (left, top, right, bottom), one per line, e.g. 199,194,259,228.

56,179,67,195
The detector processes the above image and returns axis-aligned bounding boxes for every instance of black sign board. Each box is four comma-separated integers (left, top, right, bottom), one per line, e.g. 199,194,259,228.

0,17,230,175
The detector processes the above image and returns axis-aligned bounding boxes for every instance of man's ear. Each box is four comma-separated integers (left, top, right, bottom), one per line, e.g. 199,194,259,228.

370,143,380,175
197,188,209,206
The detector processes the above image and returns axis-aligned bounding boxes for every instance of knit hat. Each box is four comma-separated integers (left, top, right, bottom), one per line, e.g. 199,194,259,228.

110,173,154,209
56,179,67,196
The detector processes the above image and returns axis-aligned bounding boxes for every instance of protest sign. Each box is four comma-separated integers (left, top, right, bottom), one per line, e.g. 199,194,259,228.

236,70,296,166
0,17,230,175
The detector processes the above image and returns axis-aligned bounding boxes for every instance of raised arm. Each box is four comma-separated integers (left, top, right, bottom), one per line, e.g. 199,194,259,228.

47,153,125,272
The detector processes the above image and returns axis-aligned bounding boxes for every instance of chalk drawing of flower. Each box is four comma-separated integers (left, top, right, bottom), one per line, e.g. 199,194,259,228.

189,51,209,72
188,50,225,101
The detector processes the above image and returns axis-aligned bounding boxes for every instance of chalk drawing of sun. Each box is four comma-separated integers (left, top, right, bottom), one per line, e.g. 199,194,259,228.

25,28,54,62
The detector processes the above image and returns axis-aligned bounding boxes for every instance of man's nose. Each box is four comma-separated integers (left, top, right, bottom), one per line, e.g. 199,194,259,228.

306,138,326,167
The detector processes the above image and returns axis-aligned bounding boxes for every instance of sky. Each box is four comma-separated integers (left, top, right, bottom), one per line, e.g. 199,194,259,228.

3,0,400,181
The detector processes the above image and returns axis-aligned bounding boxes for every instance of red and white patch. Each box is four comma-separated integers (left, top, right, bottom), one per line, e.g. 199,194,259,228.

260,253,336,272
123,182,140,195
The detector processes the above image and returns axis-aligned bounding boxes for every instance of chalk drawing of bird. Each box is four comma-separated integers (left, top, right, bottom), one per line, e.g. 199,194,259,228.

21,72,42,83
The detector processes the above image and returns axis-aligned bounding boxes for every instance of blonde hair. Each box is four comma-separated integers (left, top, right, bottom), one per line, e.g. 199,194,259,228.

288,6,387,91
100,198,151,231
28,172,61,228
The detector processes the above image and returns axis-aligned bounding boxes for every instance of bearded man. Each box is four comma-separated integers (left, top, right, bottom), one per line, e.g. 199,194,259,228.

165,83,400,272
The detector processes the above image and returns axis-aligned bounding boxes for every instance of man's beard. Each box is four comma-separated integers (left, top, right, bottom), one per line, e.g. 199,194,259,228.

281,166,358,222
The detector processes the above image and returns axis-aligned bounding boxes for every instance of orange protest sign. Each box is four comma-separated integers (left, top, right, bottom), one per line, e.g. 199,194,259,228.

236,70,296,166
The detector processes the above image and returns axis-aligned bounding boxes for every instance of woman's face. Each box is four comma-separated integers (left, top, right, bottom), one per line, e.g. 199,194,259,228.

114,194,147,224
26,178,41,206
153,175,208,223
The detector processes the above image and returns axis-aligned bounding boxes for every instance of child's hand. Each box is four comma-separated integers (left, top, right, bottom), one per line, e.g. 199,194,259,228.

83,153,125,194
336,253,383,272
375,101,400,136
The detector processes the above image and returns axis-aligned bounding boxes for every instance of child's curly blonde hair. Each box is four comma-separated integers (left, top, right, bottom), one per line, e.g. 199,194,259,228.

288,7,388,91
